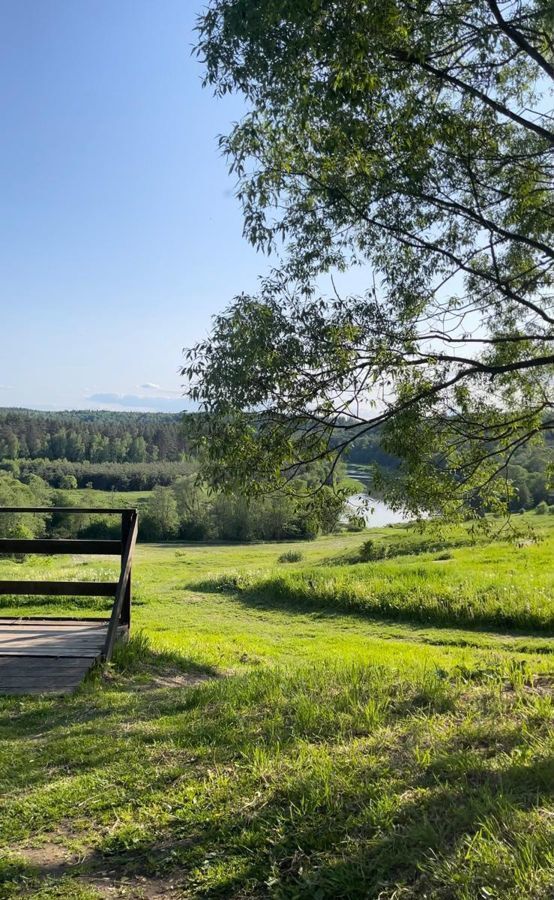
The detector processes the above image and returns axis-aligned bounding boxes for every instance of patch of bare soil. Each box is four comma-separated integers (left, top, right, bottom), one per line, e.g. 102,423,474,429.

531,675,554,694
17,843,187,898
99,665,216,692
82,873,184,898
144,672,212,690
19,841,73,876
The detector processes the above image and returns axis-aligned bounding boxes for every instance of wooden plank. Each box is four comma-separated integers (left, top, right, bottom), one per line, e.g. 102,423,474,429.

0,660,96,670
0,660,98,671
0,580,117,596
0,618,108,657
0,539,121,556
1,687,83,695
0,656,94,695
0,616,109,624
1,676,88,684
0,507,136,514
2,647,102,659
0,619,108,634
0,622,108,631
120,510,133,627
0,635,105,643
0,647,101,652
0,637,105,645
0,624,107,632
0,630,104,636
1,672,89,680
103,512,138,661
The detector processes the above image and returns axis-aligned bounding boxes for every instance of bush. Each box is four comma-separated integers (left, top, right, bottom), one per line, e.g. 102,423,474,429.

59,474,77,490
345,515,366,532
278,550,304,563
535,500,548,515
359,539,389,562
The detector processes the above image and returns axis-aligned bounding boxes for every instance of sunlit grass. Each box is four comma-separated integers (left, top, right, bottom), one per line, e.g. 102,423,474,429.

0,513,553,897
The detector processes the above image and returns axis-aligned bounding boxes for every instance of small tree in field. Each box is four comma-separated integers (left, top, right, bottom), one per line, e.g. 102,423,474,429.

184,0,554,518
144,486,180,540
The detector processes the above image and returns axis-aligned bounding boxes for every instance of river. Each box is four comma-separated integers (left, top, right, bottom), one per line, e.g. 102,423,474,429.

345,465,411,527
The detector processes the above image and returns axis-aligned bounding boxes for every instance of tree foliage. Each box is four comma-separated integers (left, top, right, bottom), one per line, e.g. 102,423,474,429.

0,409,188,463
184,0,554,516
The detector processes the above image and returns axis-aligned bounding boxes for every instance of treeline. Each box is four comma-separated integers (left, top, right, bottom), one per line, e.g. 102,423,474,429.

1,408,551,515
507,442,554,511
341,430,398,472
1,458,195,491
0,409,188,463
341,419,553,511
0,472,348,543
140,478,346,542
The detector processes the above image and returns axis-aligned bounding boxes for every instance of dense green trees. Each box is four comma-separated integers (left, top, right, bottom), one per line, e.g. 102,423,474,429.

168,478,346,541
142,487,180,540
0,407,550,543
0,473,49,539
0,409,188,463
0,469,348,543
185,0,554,518
4,459,195,491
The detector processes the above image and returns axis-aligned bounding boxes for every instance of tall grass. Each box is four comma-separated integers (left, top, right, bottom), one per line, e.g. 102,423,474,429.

203,539,554,632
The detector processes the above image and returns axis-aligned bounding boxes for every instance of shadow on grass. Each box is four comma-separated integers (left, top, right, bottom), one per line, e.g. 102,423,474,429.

105,631,217,680
3,672,553,898
187,572,554,638
0,634,218,748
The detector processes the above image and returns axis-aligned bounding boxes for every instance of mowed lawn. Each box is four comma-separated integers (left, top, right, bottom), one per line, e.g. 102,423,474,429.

1,515,554,898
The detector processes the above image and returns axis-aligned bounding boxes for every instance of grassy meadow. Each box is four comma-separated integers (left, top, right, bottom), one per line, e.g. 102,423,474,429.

1,513,554,898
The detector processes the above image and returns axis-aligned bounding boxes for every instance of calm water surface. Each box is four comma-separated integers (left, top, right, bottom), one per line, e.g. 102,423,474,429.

346,465,411,526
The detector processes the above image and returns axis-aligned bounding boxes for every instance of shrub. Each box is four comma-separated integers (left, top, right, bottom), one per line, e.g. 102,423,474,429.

359,539,389,562
345,515,366,532
535,500,548,515
278,550,304,563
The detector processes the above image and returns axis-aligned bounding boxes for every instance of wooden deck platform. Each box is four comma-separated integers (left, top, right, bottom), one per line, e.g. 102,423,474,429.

0,507,138,696
0,618,125,695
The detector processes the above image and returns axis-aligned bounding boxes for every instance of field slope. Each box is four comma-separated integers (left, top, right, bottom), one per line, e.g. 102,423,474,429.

0,517,553,899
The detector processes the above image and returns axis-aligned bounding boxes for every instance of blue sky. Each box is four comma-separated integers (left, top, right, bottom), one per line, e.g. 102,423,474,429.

0,0,272,412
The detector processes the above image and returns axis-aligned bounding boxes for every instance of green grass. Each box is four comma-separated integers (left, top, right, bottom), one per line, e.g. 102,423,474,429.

66,487,151,509
0,514,553,898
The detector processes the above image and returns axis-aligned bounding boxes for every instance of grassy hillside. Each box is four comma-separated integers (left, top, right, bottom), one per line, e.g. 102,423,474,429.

1,516,553,898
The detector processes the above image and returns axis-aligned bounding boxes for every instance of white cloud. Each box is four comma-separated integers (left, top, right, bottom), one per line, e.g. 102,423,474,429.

86,392,189,413
138,383,182,396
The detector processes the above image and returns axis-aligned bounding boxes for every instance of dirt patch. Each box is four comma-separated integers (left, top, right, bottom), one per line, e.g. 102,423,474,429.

108,669,215,693
83,873,184,898
145,672,212,690
99,664,216,692
531,675,554,695
19,841,75,876
17,843,187,897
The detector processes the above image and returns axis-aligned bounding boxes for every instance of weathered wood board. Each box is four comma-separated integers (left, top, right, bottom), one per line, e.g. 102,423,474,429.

0,619,120,695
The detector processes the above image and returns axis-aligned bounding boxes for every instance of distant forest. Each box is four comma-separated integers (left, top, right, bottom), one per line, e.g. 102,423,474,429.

0,408,552,513
0,408,187,462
